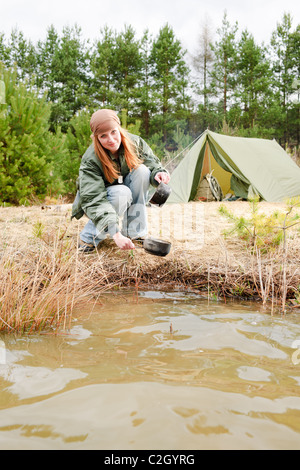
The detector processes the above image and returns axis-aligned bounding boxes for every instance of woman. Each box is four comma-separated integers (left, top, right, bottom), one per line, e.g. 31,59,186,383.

71,109,170,252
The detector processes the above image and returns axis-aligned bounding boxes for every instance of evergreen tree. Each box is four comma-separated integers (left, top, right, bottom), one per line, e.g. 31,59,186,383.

0,64,66,204
150,23,190,143
113,25,142,115
49,25,91,131
90,26,116,108
0,33,10,66
60,109,92,194
36,25,60,102
289,25,300,145
210,11,238,123
0,13,298,202
6,28,37,82
270,13,297,144
234,30,273,132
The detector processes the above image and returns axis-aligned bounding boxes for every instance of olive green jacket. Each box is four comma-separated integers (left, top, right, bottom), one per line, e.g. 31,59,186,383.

71,133,168,235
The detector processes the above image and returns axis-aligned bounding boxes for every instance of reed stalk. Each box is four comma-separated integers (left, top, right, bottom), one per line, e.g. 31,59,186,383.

0,229,115,333
1,200,300,335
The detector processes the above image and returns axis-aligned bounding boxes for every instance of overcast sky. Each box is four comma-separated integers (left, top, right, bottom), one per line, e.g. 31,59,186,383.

1,0,300,55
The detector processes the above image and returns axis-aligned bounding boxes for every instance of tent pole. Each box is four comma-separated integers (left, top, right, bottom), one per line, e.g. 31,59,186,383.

164,131,206,172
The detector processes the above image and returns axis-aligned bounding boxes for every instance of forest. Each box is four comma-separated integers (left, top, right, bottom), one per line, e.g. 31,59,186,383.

0,11,299,204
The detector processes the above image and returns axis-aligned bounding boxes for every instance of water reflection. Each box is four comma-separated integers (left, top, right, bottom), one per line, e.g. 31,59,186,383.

0,291,300,449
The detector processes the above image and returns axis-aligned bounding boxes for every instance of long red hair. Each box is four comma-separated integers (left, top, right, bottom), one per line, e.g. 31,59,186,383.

93,127,142,183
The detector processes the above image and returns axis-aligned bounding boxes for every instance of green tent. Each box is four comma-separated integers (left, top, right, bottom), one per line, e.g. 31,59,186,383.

168,130,300,203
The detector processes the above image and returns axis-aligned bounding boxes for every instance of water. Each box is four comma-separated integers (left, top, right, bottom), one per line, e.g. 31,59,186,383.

1,291,300,450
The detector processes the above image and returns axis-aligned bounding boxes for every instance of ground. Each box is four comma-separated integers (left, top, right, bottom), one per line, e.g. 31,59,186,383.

1,199,299,268
1,199,300,334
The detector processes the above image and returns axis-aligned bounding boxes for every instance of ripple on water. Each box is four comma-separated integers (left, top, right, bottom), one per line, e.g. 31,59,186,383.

1,292,300,449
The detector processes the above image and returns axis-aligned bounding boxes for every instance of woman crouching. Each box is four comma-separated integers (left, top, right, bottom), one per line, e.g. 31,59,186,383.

71,109,170,252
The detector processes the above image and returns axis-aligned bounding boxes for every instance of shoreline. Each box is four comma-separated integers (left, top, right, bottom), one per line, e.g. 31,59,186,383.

1,200,300,332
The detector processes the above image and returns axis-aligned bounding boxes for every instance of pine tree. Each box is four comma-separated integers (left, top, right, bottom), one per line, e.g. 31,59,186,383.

63,109,92,194
113,25,142,115
270,13,297,144
0,33,10,66
7,28,37,82
289,25,300,145
48,25,91,131
36,25,60,102
234,30,273,132
150,23,190,143
90,26,116,108
0,65,66,204
210,11,238,122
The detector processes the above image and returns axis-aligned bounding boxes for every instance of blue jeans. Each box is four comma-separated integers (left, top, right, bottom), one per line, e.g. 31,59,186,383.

80,164,151,246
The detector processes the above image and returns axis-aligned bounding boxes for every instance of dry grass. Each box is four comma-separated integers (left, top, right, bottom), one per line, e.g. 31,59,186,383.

1,200,300,334
0,217,114,333
90,240,300,314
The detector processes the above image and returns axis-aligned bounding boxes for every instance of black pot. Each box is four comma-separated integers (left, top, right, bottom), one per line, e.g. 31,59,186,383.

149,182,172,207
143,237,171,257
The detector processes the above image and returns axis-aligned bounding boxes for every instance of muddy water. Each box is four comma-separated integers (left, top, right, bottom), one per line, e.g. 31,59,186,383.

1,291,300,450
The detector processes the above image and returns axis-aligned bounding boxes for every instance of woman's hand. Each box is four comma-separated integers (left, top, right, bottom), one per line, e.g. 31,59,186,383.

154,172,170,184
113,232,135,250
